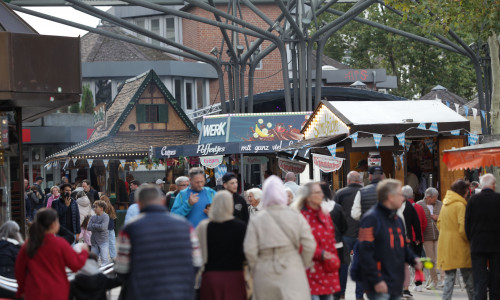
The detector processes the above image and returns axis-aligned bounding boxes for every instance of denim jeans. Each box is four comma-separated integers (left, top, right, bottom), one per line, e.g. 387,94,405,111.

312,294,333,300
442,268,473,300
108,229,116,259
343,236,364,299
366,293,401,300
91,241,110,265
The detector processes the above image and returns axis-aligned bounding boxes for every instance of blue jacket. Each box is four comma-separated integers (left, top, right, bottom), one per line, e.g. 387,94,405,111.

115,205,195,300
51,198,81,234
359,203,416,296
171,187,216,227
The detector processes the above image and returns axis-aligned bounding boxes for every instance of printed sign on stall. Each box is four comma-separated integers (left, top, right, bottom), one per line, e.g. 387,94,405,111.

278,157,307,174
243,156,269,164
200,155,224,169
312,153,344,173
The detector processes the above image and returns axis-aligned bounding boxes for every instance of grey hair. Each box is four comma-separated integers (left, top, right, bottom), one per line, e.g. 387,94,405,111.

188,167,205,178
292,182,318,210
175,176,189,185
76,190,87,199
376,179,402,203
424,187,439,198
209,190,234,223
401,185,414,200
0,221,23,244
347,171,362,183
50,185,60,194
480,173,496,188
285,172,296,181
246,188,263,200
136,184,165,206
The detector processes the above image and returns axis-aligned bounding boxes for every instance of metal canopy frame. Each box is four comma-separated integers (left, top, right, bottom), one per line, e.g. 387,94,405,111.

8,0,493,133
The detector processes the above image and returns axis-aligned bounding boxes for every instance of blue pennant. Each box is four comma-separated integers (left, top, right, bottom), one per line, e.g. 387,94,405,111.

350,132,358,144
450,129,460,136
429,122,438,132
396,132,405,147
373,133,383,149
417,123,427,130
327,144,337,158
463,105,469,117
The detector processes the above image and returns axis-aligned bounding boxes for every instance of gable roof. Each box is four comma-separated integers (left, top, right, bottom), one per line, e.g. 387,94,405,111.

47,69,198,161
420,85,468,105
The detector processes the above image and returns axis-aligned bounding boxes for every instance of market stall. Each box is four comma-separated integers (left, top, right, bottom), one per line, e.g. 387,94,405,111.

279,100,471,198
442,139,500,171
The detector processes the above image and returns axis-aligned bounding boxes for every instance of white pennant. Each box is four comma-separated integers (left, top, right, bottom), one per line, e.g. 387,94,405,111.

472,108,478,120
454,103,460,114
103,159,109,168
119,159,126,166
72,158,77,165
88,159,94,168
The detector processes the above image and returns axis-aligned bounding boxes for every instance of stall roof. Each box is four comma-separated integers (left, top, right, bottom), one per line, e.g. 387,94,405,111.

325,100,468,126
443,139,500,171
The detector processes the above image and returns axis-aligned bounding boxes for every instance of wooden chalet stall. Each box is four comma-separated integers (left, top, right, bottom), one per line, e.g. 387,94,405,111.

46,70,198,208
280,100,470,199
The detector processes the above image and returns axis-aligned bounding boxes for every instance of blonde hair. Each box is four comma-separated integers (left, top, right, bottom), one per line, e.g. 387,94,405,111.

100,195,117,219
292,182,319,211
50,186,60,194
208,190,234,223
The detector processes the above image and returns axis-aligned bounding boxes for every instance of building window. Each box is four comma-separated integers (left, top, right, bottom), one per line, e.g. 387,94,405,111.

255,45,263,70
166,17,175,41
174,79,182,103
135,19,146,41
151,19,160,46
133,17,177,45
136,104,168,123
196,80,204,109
186,82,193,110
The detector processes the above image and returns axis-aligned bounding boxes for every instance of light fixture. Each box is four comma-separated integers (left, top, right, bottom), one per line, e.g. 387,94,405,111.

210,47,219,57
236,45,245,55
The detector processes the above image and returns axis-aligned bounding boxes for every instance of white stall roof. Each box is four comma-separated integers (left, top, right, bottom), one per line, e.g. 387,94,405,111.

328,100,468,125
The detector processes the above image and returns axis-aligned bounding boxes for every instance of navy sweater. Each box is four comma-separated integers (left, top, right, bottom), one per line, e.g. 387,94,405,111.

359,203,416,296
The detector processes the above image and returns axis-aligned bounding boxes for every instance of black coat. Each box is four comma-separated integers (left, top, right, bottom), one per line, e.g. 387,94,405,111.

330,203,349,264
0,239,20,279
402,200,422,243
232,193,249,225
70,273,122,300
465,189,500,253
333,183,362,238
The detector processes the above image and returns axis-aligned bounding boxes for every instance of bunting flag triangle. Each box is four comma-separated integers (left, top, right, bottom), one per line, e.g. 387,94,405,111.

417,123,427,130
327,144,337,158
373,133,383,149
425,139,434,153
88,159,94,168
450,129,460,136
119,159,126,166
103,159,109,168
396,132,405,147
349,132,358,144
454,103,460,114
292,150,299,160
429,122,438,132
405,140,412,151
393,154,397,168
72,158,77,165
472,108,478,120
468,134,479,146
304,148,311,158
62,159,69,170
481,110,486,121
445,101,450,108
45,163,52,171
463,105,469,117
399,154,405,169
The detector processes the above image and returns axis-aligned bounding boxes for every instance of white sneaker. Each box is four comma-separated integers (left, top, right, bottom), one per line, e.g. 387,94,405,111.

426,282,436,290
413,286,422,292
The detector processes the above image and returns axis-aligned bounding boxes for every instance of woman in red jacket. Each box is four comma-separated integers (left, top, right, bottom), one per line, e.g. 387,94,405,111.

293,182,341,300
15,208,89,300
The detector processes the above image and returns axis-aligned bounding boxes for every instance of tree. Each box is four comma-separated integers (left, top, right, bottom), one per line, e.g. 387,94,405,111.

80,84,95,114
384,0,500,134
69,102,80,113
319,3,477,100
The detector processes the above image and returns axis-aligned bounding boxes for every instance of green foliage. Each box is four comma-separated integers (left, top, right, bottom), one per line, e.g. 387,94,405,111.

80,84,95,114
318,3,477,99
69,102,80,113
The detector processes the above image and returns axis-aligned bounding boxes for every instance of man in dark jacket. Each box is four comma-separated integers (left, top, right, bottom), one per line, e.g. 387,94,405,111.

222,172,249,224
359,179,421,300
465,173,500,300
351,166,384,221
33,176,45,210
115,184,201,300
333,171,363,300
82,179,99,204
51,183,81,241
128,180,140,205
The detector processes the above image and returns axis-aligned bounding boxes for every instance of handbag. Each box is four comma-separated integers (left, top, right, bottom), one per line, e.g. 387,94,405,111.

323,253,340,273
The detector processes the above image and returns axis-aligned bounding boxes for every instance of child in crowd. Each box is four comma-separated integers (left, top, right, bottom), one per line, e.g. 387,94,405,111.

79,215,92,250
87,200,110,266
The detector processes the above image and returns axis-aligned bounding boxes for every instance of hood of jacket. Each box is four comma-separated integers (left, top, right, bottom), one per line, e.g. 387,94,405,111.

443,190,467,207
77,195,91,207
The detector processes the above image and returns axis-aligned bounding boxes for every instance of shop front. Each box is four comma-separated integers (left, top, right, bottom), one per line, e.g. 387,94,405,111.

279,100,470,198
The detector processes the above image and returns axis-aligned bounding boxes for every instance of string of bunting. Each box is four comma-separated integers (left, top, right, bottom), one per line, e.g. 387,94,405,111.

444,100,489,122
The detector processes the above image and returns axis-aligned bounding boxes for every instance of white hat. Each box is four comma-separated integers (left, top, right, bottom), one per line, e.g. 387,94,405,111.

156,179,165,184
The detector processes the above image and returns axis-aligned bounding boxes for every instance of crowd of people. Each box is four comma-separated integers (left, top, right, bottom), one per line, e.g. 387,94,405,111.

1,168,498,300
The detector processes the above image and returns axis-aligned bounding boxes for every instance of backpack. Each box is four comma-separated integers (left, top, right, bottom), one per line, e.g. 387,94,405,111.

349,213,382,282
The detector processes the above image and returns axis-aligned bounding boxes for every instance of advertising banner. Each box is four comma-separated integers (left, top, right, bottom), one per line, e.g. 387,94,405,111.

200,155,224,169
243,156,269,164
278,158,307,174
312,153,344,173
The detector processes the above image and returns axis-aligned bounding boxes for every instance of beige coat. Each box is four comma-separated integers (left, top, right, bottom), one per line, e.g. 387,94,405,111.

244,205,316,300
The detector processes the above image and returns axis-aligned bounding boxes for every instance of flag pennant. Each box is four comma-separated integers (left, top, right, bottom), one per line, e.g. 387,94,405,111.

481,110,486,121
88,159,94,168
63,159,69,170
103,159,109,168
468,134,479,146
396,132,405,147
373,133,383,149
405,140,412,151
349,132,358,144
429,122,438,132
425,139,434,153
417,123,427,130
327,144,337,158
119,159,126,166
445,101,450,108
450,129,460,136
72,158,77,165
45,163,52,171
472,108,478,119
304,148,311,158
454,103,460,114
463,105,469,117
292,149,299,160
393,154,397,168
399,154,405,169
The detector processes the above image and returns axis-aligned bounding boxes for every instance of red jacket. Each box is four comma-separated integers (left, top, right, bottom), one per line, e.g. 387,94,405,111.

414,203,427,242
301,205,341,295
15,233,88,300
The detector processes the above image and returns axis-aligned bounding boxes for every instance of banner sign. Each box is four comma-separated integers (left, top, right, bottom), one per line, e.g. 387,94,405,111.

278,157,307,174
312,154,344,173
243,156,269,164
200,155,224,169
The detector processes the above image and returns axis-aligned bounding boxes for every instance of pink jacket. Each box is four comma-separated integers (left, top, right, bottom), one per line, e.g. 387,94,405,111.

79,228,92,246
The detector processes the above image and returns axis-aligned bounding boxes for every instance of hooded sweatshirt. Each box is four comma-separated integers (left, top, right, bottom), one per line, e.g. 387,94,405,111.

77,195,95,226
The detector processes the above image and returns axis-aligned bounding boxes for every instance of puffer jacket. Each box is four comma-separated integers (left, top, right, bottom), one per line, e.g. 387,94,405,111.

437,190,471,270
416,199,442,242
0,238,21,278
301,205,341,295
77,195,95,226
